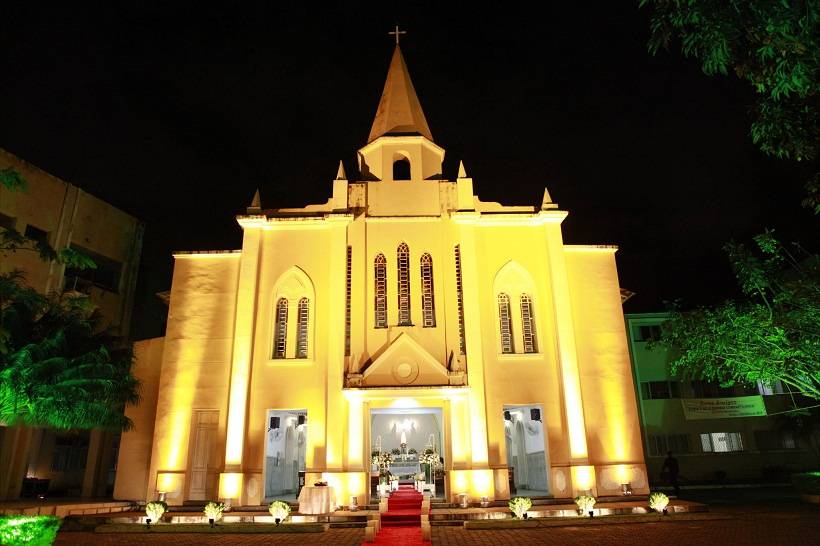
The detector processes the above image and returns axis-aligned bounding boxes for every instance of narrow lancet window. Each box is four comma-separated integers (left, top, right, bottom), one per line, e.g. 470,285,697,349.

397,242,411,325
520,294,537,353
296,297,310,358
273,298,288,358
498,293,513,354
420,253,435,327
345,246,352,355
374,253,387,328
454,245,466,354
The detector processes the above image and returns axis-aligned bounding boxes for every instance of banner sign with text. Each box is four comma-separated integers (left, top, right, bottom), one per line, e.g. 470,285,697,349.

681,396,767,420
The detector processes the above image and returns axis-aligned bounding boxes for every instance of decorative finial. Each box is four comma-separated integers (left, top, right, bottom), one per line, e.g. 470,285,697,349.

388,24,406,46
458,160,467,179
247,188,262,213
335,160,347,180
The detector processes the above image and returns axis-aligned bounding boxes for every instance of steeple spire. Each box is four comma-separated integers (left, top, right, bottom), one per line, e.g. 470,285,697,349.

367,45,433,143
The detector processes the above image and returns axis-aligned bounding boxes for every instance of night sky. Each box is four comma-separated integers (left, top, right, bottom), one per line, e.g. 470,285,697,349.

1,4,814,340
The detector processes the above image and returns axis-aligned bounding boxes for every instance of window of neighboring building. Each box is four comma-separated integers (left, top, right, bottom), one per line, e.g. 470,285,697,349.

296,297,310,359
63,245,122,293
520,293,537,353
420,253,435,327
498,293,513,354
272,298,288,359
641,381,681,399
634,324,662,342
397,242,411,325
648,434,691,456
691,380,736,398
0,212,17,230
701,432,743,452
51,435,89,472
754,430,798,451
454,245,466,355
24,223,49,243
393,158,411,180
374,253,387,328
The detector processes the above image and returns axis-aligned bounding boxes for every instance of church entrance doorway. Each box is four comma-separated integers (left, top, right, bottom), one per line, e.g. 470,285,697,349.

503,404,550,497
370,407,444,500
263,409,307,502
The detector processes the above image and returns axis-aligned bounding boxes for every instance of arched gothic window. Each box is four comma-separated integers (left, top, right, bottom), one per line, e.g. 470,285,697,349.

374,253,387,328
498,293,514,354
420,253,435,327
397,243,411,325
520,294,537,353
393,158,411,180
273,298,288,359
454,245,466,354
296,297,310,358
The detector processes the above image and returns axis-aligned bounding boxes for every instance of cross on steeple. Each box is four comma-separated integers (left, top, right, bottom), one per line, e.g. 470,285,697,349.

388,25,406,45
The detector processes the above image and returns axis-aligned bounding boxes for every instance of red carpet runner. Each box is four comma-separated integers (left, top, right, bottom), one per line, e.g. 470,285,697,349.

367,484,430,545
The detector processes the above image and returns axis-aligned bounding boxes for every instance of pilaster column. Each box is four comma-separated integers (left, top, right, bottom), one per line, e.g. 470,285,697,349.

544,217,589,462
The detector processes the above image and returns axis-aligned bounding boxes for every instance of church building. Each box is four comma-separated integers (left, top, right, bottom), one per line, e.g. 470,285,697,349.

114,43,648,506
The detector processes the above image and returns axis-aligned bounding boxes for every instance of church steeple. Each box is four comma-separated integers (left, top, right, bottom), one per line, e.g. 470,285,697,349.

367,45,433,143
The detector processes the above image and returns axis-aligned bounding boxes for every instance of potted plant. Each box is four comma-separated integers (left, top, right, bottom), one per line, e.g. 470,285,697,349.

391,448,401,456
648,492,670,514
203,501,225,528
574,494,596,517
0,515,61,545
268,500,291,525
508,496,532,519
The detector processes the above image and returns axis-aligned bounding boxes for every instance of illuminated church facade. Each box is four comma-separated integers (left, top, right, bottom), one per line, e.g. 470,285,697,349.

114,45,648,506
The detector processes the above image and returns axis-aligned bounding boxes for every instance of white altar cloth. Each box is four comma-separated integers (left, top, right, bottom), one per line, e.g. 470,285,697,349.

298,486,336,514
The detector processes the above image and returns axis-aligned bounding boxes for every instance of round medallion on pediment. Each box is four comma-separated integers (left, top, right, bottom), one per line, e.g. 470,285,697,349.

391,361,419,384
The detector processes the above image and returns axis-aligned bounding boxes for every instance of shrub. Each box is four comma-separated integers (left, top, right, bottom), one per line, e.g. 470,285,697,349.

574,494,596,513
648,492,670,512
0,516,61,546
203,501,225,522
268,500,291,524
508,496,532,519
145,501,168,522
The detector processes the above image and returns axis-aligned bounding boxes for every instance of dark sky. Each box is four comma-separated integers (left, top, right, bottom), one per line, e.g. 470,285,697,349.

1,3,814,340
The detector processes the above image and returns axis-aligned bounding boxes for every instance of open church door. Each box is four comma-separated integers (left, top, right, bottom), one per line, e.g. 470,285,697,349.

263,409,307,501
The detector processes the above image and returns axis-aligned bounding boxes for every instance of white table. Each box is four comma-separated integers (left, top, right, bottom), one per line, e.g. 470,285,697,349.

297,485,336,514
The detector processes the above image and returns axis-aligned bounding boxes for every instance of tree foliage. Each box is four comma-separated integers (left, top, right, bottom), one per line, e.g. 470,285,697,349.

0,167,139,430
640,0,820,211
656,231,820,400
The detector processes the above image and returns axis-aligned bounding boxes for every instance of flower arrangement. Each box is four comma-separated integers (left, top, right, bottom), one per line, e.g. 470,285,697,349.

419,452,440,466
203,501,225,525
268,500,291,525
409,448,418,455
145,501,168,525
574,495,596,514
508,496,532,519
391,448,401,455
648,492,669,513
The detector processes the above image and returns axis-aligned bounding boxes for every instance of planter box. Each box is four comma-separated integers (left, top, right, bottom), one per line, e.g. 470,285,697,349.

95,522,329,533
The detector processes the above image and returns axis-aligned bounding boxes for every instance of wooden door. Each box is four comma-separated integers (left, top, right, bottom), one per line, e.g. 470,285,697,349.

188,410,219,500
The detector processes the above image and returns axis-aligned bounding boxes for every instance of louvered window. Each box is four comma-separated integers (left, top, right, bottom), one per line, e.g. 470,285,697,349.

397,242,411,325
345,246,352,355
454,245,466,354
374,253,387,328
498,293,513,354
520,294,537,353
273,298,288,358
420,253,435,327
296,297,310,358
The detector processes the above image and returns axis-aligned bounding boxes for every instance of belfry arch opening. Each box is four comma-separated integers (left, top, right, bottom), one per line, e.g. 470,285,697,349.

392,155,411,180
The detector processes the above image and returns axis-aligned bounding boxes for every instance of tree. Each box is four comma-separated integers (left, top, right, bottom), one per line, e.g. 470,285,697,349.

640,0,820,212
656,230,820,400
0,168,140,430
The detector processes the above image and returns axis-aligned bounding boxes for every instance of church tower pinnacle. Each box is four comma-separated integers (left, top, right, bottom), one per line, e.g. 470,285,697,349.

367,44,433,143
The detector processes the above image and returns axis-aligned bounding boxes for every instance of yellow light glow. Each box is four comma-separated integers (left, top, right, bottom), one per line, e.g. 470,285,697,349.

218,472,242,499
347,398,363,467
472,469,492,496
453,471,468,493
572,465,595,490
156,472,182,494
390,397,420,408
616,464,631,484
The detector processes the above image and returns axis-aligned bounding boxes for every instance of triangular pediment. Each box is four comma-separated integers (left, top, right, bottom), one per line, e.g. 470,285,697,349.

360,333,449,387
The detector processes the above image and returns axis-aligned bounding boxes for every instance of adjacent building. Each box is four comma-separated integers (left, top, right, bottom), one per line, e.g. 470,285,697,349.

115,45,648,506
626,312,816,485
0,148,144,500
